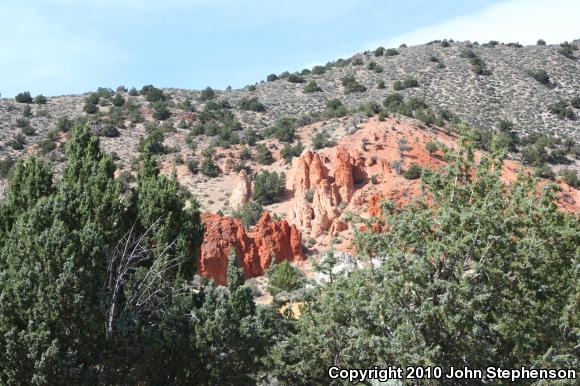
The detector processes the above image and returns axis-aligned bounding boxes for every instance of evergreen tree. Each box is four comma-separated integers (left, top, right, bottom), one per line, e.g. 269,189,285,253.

268,132,580,384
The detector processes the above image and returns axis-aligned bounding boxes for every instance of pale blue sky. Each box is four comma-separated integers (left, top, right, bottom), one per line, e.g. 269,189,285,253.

0,0,578,97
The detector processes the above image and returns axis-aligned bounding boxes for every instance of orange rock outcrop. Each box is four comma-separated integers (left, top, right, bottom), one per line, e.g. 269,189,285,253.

198,212,305,285
290,147,358,237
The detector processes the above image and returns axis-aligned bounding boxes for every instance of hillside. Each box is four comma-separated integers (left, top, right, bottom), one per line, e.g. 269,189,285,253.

1,37,579,385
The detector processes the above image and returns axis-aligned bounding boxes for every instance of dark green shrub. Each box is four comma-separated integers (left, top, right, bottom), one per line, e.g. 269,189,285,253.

83,94,99,114
470,55,491,75
385,48,399,56
460,48,476,58
0,156,15,178
534,165,555,179
256,143,274,165
374,47,385,56
324,99,348,118
311,130,335,150
232,201,263,229
111,93,125,107
287,73,305,83
138,129,165,154
280,142,304,163
549,100,575,120
240,147,252,160
393,80,403,91
527,69,550,85
238,97,265,112
199,87,216,101
426,141,438,156
9,134,26,150
266,117,296,142
96,87,113,99
15,91,33,103
140,85,166,102
100,123,120,138
187,158,199,174
311,65,325,75
39,137,57,155
152,103,171,120
521,144,544,166
570,96,580,109
403,77,418,88
559,169,580,187
34,94,47,105
403,163,422,179
351,57,363,66
341,75,366,94
377,80,385,89
537,39,546,46
253,170,285,205
178,99,195,112
383,93,404,111
15,118,29,129
201,156,220,177
303,81,322,93
266,74,278,82
243,128,260,146
22,105,32,117
558,41,577,59
128,87,139,96
267,260,303,296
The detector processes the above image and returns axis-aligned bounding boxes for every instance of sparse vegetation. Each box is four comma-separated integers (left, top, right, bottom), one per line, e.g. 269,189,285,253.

34,94,47,105
393,77,419,90
558,41,578,59
256,143,274,165
548,100,575,120
311,130,336,150
280,142,304,163
527,69,551,85
252,170,285,205
324,98,348,118
201,155,220,177
199,86,216,101
402,163,422,179
267,260,303,296
15,91,33,103
238,96,266,112
341,75,366,94
265,117,296,142
233,201,263,229
303,80,322,93
287,73,305,83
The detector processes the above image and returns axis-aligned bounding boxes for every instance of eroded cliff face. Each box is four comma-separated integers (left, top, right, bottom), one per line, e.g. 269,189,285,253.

198,212,305,285
289,147,361,237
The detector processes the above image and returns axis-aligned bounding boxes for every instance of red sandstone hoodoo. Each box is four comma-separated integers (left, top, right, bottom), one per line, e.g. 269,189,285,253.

198,212,304,285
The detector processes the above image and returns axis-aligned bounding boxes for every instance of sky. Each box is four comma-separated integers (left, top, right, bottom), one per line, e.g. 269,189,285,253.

0,0,578,97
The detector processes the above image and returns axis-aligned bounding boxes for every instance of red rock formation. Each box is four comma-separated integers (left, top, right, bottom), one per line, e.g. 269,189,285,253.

368,194,383,218
291,150,327,194
197,213,252,285
198,212,305,285
333,148,355,202
290,148,359,237
229,170,251,209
